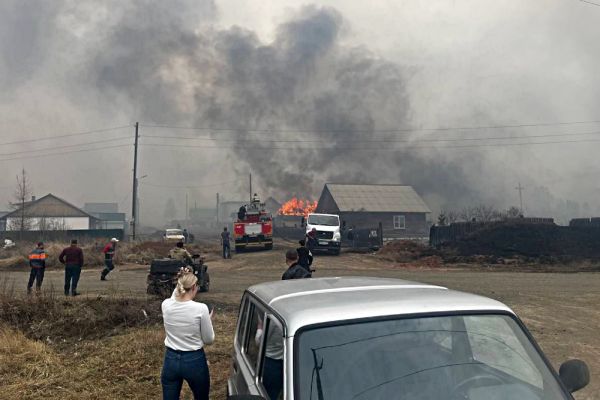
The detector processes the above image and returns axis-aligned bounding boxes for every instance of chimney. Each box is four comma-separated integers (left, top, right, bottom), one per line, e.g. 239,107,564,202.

31,196,36,202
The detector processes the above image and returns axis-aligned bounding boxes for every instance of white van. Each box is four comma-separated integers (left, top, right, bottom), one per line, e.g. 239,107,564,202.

304,213,341,255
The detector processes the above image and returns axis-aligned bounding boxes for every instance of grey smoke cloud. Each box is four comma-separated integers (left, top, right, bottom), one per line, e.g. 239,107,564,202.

0,0,597,225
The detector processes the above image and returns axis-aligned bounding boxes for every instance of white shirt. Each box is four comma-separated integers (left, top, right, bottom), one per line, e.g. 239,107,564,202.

162,291,215,351
255,322,284,360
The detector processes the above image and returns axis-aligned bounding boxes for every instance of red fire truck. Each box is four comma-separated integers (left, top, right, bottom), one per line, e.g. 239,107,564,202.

233,195,273,252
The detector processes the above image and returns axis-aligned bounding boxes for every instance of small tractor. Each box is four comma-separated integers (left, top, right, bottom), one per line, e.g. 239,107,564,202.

146,254,209,297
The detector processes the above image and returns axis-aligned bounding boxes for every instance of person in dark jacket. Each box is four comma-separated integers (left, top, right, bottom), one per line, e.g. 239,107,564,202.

296,240,313,275
221,227,231,259
306,228,317,250
59,239,84,296
282,249,311,280
27,242,47,293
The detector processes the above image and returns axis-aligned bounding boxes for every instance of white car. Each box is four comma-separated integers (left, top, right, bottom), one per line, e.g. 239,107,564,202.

163,228,185,242
227,277,589,400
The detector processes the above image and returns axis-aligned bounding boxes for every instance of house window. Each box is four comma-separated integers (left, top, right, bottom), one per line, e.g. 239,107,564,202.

393,215,406,230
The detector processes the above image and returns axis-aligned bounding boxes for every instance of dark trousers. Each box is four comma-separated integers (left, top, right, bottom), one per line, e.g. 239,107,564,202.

222,243,230,259
161,347,210,400
263,357,284,400
101,259,114,278
27,267,45,290
64,264,81,295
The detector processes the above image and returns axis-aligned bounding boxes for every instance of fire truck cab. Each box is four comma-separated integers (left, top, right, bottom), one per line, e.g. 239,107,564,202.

233,195,273,252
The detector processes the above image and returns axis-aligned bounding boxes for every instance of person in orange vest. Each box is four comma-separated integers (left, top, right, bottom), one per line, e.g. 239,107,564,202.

27,242,47,294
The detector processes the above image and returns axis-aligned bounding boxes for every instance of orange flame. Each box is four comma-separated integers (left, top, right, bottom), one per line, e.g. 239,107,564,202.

278,197,317,216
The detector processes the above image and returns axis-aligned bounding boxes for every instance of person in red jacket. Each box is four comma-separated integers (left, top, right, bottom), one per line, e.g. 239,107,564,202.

100,238,119,281
59,239,84,296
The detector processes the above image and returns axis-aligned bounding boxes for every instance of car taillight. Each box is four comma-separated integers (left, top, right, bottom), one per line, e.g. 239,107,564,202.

234,224,245,235
262,223,272,235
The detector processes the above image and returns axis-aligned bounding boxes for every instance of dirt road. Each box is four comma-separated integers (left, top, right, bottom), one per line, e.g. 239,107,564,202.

2,244,599,399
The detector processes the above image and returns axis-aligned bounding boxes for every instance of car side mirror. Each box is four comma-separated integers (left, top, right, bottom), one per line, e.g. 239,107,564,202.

227,396,267,400
559,359,590,393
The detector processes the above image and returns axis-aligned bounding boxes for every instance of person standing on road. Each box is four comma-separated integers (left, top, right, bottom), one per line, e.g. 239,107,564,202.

161,267,215,400
27,242,47,294
282,249,311,280
296,239,313,276
59,239,84,296
100,238,119,281
221,227,231,259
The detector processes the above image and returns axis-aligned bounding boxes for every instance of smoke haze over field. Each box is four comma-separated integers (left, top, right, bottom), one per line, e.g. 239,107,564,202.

1,0,599,225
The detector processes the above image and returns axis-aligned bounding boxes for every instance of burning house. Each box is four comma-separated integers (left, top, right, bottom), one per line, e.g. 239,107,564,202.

274,197,317,228
315,184,431,240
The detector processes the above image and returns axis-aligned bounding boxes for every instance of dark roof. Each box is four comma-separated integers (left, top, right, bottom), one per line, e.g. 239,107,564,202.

2,194,98,219
323,184,431,213
92,212,126,221
83,203,119,213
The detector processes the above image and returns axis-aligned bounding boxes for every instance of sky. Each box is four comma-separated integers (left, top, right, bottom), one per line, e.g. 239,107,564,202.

1,0,599,226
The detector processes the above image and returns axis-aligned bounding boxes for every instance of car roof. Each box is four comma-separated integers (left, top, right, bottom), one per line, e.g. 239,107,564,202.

247,277,514,336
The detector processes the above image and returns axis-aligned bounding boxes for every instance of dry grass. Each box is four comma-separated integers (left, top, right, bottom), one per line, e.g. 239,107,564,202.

0,239,223,269
0,241,107,269
0,287,238,399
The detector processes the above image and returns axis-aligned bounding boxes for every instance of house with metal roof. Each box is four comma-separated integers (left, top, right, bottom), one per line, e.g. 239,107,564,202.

83,203,127,230
315,183,431,239
1,194,101,231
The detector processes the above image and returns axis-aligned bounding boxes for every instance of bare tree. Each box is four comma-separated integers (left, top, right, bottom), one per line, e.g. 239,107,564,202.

472,204,502,222
446,210,460,224
458,206,476,222
438,209,460,226
8,168,34,238
505,206,522,218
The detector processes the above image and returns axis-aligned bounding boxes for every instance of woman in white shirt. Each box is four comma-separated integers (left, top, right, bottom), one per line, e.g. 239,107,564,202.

161,267,215,400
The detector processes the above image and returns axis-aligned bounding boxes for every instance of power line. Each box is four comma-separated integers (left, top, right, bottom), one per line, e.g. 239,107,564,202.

580,0,600,6
139,119,600,135
0,143,132,162
139,136,600,151
142,129,600,144
0,125,131,147
0,136,131,157
139,179,243,189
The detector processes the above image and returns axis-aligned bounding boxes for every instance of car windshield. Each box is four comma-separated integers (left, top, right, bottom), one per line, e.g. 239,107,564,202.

308,215,339,226
295,314,568,400
166,229,183,236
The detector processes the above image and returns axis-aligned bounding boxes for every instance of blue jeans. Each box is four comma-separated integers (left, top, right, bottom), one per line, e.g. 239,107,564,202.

64,264,81,295
27,267,45,290
102,259,114,278
263,357,284,400
222,243,230,259
161,347,210,400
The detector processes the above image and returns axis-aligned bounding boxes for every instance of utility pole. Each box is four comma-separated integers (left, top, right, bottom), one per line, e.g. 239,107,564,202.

216,192,220,224
516,182,525,215
185,192,189,231
131,122,139,241
249,173,252,202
